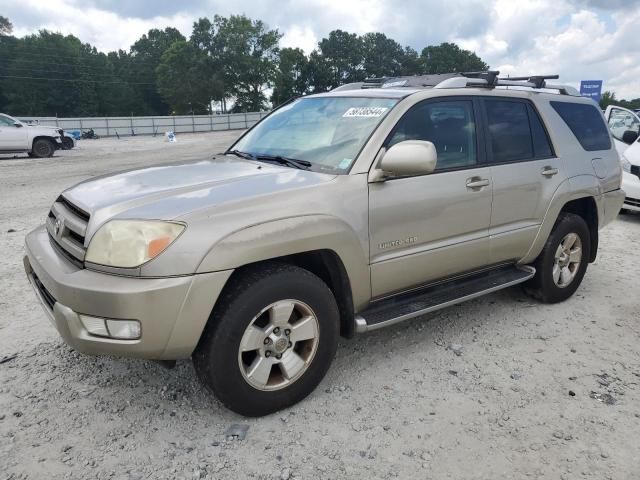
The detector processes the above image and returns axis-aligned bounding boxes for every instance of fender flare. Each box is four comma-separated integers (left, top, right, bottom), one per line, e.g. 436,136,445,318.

196,214,371,309
520,175,601,264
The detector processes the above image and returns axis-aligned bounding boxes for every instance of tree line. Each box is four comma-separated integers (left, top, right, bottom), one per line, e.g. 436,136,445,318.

0,13,491,116
599,91,640,111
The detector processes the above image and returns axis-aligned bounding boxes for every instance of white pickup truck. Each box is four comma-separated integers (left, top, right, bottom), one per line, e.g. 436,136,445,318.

0,113,63,158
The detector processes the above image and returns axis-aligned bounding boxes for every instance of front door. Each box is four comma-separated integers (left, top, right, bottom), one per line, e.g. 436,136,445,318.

0,116,28,150
369,98,492,298
604,105,640,155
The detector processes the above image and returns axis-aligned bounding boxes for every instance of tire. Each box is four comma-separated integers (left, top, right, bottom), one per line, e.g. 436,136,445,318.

193,263,340,416
31,138,55,158
61,137,74,150
524,213,590,303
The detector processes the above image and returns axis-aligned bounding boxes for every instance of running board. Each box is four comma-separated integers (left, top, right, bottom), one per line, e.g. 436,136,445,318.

355,265,535,333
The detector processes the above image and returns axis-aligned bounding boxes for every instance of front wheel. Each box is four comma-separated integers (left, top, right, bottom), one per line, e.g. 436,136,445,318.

525,212,590,303
193,263,339,416
31,138,55,158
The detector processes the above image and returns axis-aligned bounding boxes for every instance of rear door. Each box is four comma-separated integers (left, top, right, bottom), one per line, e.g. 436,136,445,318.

368,97,492,297
604,105,640,155
480,97,562,264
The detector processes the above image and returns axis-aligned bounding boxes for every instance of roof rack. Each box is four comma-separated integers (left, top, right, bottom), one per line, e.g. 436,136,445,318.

435,71,580,96
331,71,580,96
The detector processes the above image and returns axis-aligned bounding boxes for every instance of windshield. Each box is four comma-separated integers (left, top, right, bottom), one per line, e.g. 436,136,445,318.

0,114,20,126
231,96,399,172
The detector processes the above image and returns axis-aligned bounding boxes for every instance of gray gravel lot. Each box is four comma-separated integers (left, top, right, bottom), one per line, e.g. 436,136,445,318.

1,132,640,479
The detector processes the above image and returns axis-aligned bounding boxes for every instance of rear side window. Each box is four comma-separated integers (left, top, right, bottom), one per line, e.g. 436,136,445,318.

550,101,611,151
484,99,554,163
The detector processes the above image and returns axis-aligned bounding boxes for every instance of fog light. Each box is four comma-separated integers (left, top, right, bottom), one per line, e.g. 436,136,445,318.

106,319,141,340
79,315,109,337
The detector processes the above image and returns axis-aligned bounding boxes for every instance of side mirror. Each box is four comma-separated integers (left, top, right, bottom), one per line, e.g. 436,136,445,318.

622,130,639,145
375,140,437,180
14,122,23,128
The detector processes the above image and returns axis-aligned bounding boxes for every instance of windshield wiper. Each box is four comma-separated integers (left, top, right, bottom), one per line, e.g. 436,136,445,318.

255,154,312,170
226,149,255,160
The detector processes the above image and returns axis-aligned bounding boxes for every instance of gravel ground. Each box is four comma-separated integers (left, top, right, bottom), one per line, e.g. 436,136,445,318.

1,132,639,480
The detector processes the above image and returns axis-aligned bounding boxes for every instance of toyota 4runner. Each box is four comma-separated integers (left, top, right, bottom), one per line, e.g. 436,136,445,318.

24,72,624,416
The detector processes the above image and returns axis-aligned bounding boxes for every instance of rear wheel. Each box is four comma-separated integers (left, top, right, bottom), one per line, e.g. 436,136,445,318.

193,263,339,416
31,138,55,158
525,213,590,303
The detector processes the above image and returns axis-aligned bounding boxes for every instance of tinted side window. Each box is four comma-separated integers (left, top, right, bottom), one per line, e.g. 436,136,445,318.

551,101,611,151
485,100,534,163
388,100,476,170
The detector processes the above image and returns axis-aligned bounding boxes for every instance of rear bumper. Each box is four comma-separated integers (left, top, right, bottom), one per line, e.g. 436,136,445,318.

621,172,640,211
24,225,232,359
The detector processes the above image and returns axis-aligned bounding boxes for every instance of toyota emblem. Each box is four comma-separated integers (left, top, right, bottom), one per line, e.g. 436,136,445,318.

54,218,63,236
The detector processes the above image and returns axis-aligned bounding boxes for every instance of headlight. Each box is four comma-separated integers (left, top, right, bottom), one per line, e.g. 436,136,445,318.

85,220,185,268
621,154,631,173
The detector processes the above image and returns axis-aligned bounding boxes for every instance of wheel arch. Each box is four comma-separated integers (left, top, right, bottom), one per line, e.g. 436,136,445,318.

31,135,57,154
558,197,598,262
218,250,356,338
196,215,370,338
521,190,600,265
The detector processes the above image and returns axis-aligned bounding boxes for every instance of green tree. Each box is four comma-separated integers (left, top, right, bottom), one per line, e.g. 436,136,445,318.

208,15,281,112
156,40,222,114
599,91,617,109
0,15,12,35
306,50,333,92
361,32,404,78
421,42,488,74
399,46,421,76
271,47,310,105
317,30,364,88
130,27,186,114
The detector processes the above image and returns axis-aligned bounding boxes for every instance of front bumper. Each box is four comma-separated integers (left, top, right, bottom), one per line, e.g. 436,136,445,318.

24,225,232,359
621,171,640,211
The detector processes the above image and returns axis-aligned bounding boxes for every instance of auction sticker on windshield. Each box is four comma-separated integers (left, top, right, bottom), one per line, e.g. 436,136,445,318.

343,107,388,117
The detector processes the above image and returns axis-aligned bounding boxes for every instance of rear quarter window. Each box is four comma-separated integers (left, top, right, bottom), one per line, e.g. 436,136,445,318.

550,101,611,151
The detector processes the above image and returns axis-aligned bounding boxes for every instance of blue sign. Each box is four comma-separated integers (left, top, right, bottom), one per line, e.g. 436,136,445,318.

580,80,603,103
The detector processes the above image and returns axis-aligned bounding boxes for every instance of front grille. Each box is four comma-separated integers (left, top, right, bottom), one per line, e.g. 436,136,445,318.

47,195,89,266
624,196,640,208
32,273,56,310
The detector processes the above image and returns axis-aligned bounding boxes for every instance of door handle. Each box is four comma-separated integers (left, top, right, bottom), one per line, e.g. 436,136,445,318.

466,177,490,189
541,167,559,177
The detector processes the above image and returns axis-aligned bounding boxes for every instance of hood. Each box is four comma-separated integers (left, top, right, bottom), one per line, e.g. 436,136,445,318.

28,124,62,136
62,156,336,232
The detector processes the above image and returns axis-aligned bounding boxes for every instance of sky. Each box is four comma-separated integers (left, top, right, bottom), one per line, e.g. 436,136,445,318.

2,0,640,98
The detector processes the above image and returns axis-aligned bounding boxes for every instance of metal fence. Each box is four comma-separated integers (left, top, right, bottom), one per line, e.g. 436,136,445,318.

17,112,270,137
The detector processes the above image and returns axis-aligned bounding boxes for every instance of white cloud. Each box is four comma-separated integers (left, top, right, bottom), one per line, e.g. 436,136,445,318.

280,25,318,54
8,0,193,51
